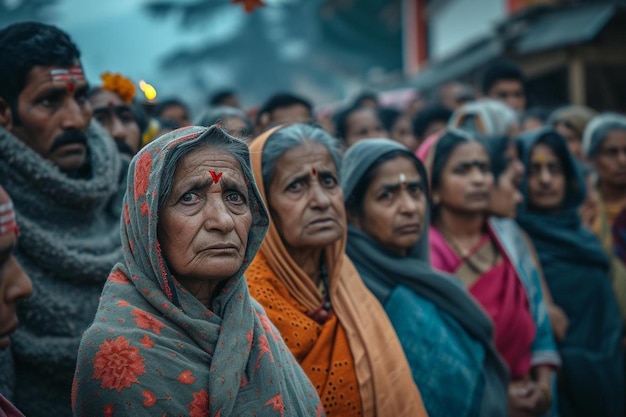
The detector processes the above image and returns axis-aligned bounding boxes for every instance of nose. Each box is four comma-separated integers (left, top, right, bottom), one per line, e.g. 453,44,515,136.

469,167,489,185
617,149,626,166
110,116,127,142
398,191,420,215
309,182,332,210
203,197,235,234
61,97,89,131
539,167,552,184
5,257,33,303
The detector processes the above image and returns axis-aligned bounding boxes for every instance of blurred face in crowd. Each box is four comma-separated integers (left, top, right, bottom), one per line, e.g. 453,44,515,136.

555,121,583,160
488,141,525,218
527,143,566,211
1,64,92,173
90,89,141,156
433,141,493,215
160,103,191,128
221,116,252,142
594,129,626,190
390,115,420,152
268,142,345,255
0,206,33,350
352,156,426,256
158,147,252,305
439,82,475,111
269,104,312,126
345,107,388,148
522,115,543,132
487,79,526,112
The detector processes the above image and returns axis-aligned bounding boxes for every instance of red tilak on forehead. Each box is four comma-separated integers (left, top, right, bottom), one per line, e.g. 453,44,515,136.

209,171,223,183
50,67,85,93
311,167,318,176
0,201,18,236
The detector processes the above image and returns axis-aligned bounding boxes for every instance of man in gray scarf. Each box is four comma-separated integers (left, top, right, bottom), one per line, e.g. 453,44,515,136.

0,22,126,417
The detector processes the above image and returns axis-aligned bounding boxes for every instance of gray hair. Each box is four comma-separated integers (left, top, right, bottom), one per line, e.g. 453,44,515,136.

158,127,251,210
449,98,518,137
582,113,626,158
261,124,342,190
194,106,253,132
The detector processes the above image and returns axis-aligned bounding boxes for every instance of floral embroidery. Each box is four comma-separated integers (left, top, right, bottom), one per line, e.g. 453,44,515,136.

131,308,166,335
142,389,157,407
109,270,130,284
134,151,152,202
139,334,155,348
188,389,209,417
103,403,114,417
177,370,196,385
93,336,146,392
265,393,285,417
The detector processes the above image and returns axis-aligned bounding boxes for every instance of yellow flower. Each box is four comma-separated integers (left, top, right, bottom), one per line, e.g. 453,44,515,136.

100,72,136,104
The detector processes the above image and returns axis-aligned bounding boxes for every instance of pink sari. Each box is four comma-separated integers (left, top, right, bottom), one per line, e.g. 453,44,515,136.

430,226,536,380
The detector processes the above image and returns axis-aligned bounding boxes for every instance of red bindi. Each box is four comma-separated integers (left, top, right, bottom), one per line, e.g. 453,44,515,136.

311,167,318,176
67,83,75,93
209,170,223,184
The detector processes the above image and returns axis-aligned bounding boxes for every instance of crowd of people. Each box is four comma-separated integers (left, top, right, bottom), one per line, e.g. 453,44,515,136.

0,20,624,417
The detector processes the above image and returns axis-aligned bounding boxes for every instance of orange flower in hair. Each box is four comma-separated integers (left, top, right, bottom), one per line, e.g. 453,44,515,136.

101,72,136,104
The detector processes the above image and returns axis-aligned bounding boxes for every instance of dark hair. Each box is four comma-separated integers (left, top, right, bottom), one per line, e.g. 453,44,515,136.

484,136,511,182
431,129,488,191
352,91,379,108
345,150,412,218
153,99,189,119
334,105,381,142
194,106,253,133
378,107,403,133
412,105,452,140
257,92,313,126
209,89,237,106
0,22,81,109
481,60,526,95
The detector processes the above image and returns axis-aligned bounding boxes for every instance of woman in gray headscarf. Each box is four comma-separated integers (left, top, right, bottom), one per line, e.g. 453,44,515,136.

342,138,509,417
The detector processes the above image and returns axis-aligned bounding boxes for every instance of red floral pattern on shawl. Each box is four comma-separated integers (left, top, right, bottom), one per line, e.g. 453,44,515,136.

72,126,323,416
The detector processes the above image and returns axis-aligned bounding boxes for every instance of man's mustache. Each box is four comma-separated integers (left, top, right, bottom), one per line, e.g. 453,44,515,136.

49,130,88,153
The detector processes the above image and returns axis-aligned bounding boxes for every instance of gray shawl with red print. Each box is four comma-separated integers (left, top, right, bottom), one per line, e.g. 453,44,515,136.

72,126,324,417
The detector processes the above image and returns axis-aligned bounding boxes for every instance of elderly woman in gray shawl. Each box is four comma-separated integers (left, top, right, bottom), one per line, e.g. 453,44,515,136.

73,126,323,417
342,138,509,417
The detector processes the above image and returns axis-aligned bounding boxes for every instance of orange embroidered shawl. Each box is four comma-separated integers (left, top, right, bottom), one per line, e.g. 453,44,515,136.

247,126,427,417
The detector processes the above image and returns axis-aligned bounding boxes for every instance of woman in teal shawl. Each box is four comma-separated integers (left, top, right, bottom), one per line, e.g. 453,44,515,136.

72,126,323,417
516,128,624,417
342,138,509,417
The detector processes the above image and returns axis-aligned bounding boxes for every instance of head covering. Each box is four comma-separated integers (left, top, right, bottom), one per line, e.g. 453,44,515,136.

449,98,518,137
248,127,427,417
582,112,626,158
548,105,596,138
73,126,323,417
516,128,624,417
0,186,17,236
342,138,508,417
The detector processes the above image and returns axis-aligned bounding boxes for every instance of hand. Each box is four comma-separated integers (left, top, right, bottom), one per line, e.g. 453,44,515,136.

548,304,569,341
508,380,551,417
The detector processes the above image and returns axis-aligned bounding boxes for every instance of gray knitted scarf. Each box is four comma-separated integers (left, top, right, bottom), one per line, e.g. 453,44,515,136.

0,123,126,417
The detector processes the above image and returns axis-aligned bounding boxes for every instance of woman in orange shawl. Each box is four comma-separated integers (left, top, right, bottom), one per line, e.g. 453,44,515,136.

247,124,427,417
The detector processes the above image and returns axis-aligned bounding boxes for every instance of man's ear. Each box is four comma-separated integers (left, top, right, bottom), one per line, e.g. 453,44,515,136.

0,98,13,130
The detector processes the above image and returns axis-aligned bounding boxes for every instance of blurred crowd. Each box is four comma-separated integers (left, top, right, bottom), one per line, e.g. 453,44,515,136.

1,21,625,417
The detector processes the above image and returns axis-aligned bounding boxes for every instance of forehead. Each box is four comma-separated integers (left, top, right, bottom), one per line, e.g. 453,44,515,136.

530,143,559,162
89,89,125,109
602,129,626,147
174,147,244,182
372,155,421,183
446,141,488,163
275,142,335,174
348,108,378,126
491,79,523,91
270,104,311,123
23,64,86,92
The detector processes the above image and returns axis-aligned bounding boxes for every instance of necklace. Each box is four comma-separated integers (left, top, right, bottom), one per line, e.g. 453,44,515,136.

438,226,498,275
310,259,332,323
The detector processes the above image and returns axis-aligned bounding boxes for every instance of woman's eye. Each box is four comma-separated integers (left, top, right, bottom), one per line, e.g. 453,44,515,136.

225,191,246,206
378,191,393,201
321,175,337,187
180,192,200,204
409,184,423,196
287,181,303,192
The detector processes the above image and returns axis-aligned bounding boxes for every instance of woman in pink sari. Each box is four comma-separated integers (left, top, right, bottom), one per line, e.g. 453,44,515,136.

421,129,559,417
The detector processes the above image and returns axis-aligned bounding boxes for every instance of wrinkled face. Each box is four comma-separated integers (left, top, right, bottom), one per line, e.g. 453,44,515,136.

90,89,141,156
391,115,420,152
158,147,252,294
160,104,191,128
0,231,33,350
221,116,251,142
268,142,345,253
354,156,426,256
6,65,92,173
595,129,626,189
434,141,493,214
555,121,582,160
527,143,566,211
269,104,312,125
345,108,387,147
488,80,526,112
488,141,525,218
